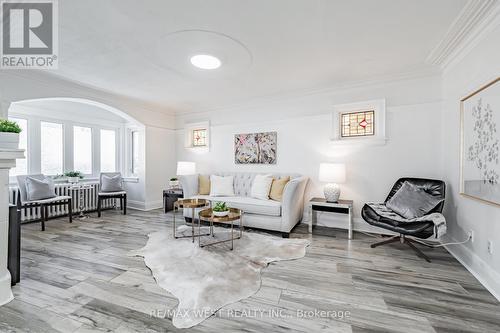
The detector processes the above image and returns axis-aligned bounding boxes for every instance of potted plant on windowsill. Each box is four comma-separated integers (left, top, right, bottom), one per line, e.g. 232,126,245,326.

0,119,22,149
64,171,84,183
213,202,229,217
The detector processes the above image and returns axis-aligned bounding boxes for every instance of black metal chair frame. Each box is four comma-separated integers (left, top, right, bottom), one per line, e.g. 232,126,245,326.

97,192,127,217
362,177,446,263
17,192,72,231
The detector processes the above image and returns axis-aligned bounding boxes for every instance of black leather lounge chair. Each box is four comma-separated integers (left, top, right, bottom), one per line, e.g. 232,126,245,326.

361,178,446,262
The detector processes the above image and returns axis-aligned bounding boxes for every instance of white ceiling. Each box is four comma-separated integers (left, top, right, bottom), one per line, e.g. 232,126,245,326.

55,0,468,114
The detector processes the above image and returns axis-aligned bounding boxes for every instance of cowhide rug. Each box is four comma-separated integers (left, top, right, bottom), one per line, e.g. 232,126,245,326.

130,225,310,328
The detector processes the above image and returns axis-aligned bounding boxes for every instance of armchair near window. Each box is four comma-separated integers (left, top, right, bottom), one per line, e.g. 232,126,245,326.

16,174,72,231
97,172,127,217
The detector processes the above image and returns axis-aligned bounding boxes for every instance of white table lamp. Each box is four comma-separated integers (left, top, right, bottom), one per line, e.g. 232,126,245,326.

176,161,196,175
319,163,346,202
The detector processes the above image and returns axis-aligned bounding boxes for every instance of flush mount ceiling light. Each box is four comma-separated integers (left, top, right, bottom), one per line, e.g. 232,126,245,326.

190,54,221,70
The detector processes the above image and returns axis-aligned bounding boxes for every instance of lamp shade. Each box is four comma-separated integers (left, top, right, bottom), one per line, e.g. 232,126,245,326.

319,163,346,183
176,161,196,175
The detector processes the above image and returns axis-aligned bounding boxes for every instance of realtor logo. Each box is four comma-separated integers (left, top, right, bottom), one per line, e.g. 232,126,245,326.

1,0,58,68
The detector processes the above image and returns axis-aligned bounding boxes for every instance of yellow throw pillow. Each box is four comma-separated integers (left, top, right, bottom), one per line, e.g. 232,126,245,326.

198,175,210,195
269,176,290,201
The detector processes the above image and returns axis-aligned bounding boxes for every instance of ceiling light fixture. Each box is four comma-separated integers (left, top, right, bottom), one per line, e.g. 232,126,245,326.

190,54,221,70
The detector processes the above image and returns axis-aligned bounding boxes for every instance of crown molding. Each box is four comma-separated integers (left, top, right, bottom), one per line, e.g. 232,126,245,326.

176,66,440,118
426,0,500,70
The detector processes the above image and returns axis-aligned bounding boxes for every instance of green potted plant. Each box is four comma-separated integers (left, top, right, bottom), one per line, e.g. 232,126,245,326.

169,177,179,187
0,119,22,149
213,201,229,217
64,171,84,183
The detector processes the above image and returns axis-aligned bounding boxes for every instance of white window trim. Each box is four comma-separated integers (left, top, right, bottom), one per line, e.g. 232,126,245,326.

9,112,124,183
331,99,387,145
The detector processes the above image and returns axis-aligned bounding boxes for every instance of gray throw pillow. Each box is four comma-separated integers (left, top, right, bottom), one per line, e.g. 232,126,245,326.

101,174,123,192
386,181,443,219
25,177,56,201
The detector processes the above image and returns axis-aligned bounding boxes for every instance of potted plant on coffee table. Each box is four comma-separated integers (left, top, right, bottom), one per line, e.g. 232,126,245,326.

65,171,84,183
0,119,22,149
213,202,230,217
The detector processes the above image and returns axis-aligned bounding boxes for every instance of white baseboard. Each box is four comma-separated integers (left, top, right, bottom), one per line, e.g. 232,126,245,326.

444,237,500,302
127,199,163,211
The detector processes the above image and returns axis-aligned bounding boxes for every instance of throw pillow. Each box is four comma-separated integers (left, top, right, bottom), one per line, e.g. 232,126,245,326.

209,175,235,196
25,177,56,201
269,176,290,201
198,175,210,195
386,181,444,219
101,174,123,192
250,174,274,200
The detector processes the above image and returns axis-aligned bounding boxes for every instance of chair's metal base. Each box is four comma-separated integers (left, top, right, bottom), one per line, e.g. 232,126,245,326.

370,235,432,263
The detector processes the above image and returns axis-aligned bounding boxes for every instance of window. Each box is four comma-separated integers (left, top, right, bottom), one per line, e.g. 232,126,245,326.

131,131,139,175
192,129,207,147
73,126,92,174
8,117,28,176
332,99,386,144
41,122,63,175
340,110,375,137
184,121,210,150
100,129,116,172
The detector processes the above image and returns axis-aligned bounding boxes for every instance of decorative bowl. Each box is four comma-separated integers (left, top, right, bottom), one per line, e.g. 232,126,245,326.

213,210,229,217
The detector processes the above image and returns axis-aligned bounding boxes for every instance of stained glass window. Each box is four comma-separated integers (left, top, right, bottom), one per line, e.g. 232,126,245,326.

192,129,207,147
340,110,375,137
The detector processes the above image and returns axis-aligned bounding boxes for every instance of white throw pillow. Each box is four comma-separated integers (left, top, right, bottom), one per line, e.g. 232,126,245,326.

209,175,235,196
250,174,273,200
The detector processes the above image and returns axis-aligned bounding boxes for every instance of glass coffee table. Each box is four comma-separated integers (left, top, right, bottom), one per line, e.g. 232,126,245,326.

173,198,211,242
198,208,243,250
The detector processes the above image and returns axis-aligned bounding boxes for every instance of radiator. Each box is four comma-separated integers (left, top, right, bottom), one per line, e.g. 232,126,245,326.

9,182,115,222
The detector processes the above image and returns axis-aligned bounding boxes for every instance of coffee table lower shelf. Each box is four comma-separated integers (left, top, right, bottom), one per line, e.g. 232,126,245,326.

198,208,243,250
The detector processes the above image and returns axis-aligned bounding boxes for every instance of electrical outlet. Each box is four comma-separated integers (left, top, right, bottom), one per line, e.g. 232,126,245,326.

469,230,474,243
487,240,493,254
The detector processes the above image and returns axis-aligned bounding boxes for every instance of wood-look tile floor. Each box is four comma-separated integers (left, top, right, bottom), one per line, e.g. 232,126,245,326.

1,209,499,332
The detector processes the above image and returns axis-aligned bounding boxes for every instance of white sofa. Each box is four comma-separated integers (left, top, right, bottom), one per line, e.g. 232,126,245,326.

178,172,308,237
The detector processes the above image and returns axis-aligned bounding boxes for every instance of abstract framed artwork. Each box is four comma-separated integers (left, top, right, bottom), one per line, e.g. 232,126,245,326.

460,77,500,205
234,132,277,164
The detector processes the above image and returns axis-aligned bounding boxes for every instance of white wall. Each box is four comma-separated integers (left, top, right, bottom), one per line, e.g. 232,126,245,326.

143,126,177,210
441,20,500,300
176,75,443,231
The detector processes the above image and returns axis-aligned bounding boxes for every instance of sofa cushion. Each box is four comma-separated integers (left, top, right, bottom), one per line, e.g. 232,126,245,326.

198,175,210,195
210,175,235,196
386,181,444,219
101,174,123,192
193,195,281,217
215,172,301,197
25,176,56,201
270,176,290,201
250,174,273,200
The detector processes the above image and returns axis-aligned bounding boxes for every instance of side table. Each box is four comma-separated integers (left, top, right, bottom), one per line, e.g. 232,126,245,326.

173,198,211,242
308,198,354,239
70,184,93,219
163,188,183,213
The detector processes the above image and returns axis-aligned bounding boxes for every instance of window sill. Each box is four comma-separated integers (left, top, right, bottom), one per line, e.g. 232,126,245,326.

123,177,139,183
329,137,388,146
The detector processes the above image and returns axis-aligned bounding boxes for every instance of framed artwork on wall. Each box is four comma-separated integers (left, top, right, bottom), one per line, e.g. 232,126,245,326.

234,132,277,164
460,77,500,205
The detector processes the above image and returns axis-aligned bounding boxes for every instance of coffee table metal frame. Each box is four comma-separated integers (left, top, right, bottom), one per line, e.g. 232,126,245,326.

197,208,243,250
173,199,211,242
